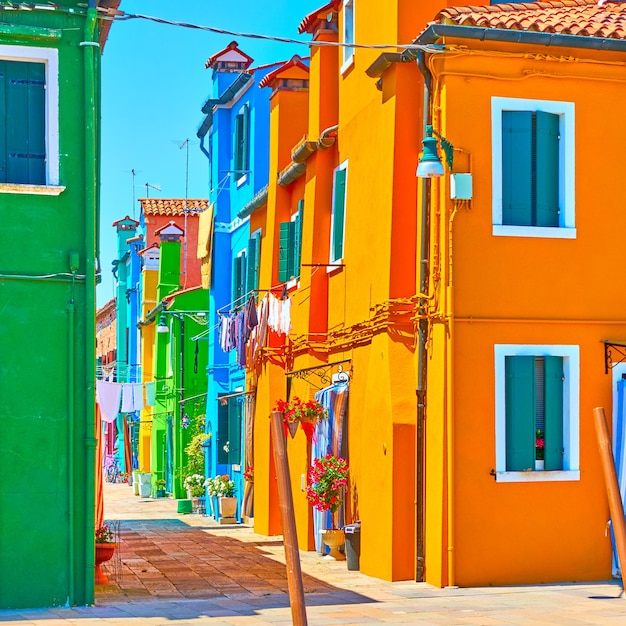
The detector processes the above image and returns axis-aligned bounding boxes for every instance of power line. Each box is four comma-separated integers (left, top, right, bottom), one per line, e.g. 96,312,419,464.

109,12,444,53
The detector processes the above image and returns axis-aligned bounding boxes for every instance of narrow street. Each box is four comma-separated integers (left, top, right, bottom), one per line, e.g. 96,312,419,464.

2,483,626,624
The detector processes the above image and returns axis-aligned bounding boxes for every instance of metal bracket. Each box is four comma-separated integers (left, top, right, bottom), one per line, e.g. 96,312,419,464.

285,358,351,390
601,340,626,374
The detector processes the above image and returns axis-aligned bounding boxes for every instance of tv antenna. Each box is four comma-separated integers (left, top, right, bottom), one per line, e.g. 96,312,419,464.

145,182,161,198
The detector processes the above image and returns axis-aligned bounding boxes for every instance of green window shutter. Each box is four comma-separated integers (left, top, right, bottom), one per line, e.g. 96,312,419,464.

228,400,242,465
246,233,260,294
505,355,536,471
232,254,245,302
0,61,6,183
241,104,250,172
278,221,295,283
331,168,347,261
233,113,243,173
543,356,564,470
535,111,560,228
3,60,46,185
293,199,304,280
502,111,533,226
217,396,229,465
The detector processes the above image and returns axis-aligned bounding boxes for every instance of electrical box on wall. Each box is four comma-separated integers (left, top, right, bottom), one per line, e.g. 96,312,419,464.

450,173,473,200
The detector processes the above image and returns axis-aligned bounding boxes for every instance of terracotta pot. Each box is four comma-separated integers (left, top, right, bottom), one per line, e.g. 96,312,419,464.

95,542,117,584
219,496,238,518
286,420,299,438
322,529,346,561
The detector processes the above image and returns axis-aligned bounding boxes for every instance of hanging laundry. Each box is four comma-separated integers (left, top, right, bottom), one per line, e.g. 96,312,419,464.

256,294,269,354
279,297,292,336
96,380,122,423
121,383,144,412
268,293,282,333
243,295,258,344
145,381,156,407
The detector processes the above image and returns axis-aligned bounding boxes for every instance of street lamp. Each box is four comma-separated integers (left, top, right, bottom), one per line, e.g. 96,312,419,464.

416,125,454,178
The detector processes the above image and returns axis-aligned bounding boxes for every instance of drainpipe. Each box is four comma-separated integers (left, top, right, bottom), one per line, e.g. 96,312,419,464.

415,50,432,584
81,0,100,604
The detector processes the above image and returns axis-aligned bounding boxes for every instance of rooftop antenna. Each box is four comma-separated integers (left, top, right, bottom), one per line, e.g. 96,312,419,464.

145,182,161,198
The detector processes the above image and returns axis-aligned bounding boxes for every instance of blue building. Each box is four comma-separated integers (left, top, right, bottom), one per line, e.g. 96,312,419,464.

111,216,143,475
197,42,281,519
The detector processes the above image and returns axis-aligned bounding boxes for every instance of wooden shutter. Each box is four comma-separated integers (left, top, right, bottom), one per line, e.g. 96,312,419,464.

332,168,347,261
241,104,250,172
278,221,295,282
2,60,46,185
246,233,260,294
232,254,245,302
505,355,536,471
217,396,229,465
543,356,564,470
228,399,242,465
233,112,243,173
502,111,533,226
293,200,304,280
535,111,560,228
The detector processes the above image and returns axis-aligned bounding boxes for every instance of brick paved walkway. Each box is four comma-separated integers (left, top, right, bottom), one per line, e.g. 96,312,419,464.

2,481,626,624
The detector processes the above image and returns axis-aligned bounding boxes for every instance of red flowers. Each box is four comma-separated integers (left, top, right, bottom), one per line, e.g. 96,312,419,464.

243,466,254,482
273,396,329,441
305,454,349,514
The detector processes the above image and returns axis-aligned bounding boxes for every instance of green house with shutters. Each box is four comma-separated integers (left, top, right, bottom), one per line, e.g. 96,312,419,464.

0,0,118,609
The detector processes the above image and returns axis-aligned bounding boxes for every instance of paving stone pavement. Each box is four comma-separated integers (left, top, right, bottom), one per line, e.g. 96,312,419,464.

2,482,626,624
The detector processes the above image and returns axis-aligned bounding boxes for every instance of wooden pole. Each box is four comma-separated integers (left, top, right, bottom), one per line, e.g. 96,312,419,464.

593,407,626,593
270,411,308,625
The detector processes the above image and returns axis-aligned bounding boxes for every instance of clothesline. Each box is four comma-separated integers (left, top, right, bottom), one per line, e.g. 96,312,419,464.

216,280,289,316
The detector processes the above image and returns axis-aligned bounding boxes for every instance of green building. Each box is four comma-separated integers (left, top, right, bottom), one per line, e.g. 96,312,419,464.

0,1,118,609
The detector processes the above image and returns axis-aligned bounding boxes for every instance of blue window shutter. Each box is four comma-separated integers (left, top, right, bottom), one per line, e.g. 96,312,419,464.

241,104,250,173
294,200,304,280
543,356,564,470
232,254,245,302
3,60,46,185
217,396,229,465
502,111,533,226
535,111,560,228
505,356,536,471
278,221,295,283
233,113,243,173
246,233,260,294
228,399,242,465
332,168,347,261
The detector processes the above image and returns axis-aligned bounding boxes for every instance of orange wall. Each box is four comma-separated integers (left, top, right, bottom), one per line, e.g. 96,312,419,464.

423,43,626,586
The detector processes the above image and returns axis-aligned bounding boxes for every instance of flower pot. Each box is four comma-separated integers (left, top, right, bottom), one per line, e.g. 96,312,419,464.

95,542,117,584
535,459,545,471
138,472,152,484
139,482,151,498
156,489,166,498
219,496,238,519
132,471,140,496
287,421,299,438
322,529,346,561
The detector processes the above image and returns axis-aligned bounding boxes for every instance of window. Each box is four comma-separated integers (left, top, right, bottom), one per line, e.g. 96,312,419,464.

330,163,347,264
232,249,246,303
217,395,242,466
0,45,59,189
494,344,580,482
492,97,575,239
246,230,261,294
233,103,249,181
341,0,354,72
278,200,304,283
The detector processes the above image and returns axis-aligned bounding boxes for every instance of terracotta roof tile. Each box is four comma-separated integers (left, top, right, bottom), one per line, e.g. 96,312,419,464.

298,1,339,34
258,55,310,89
139,198,209,216
434,0,626,38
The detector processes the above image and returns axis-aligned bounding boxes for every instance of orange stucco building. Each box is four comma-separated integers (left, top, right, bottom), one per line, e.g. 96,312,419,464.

245,0,626,588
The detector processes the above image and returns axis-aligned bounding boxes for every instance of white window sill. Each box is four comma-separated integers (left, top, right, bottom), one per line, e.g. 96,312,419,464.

327,261,344,275
340,55,354,76
493,225,576,239
0,183,66,196
495,470,580,483
236,174,248,188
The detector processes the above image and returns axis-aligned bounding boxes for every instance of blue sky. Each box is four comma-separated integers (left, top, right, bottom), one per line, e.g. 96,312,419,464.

97,0,322,307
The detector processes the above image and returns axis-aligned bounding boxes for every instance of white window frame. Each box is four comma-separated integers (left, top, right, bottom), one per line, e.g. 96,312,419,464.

340,0,355,74
329,159,348,270
0,44,61,193
491,96,575,239
494,344,580,483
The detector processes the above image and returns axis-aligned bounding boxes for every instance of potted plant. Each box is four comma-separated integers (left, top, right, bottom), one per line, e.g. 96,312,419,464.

306,454,349,560
274,396,328,440
214,475,237,521
536,429,545,470
94,524,117,584
183,473,205,499
138,471,152,498
155,478,166,497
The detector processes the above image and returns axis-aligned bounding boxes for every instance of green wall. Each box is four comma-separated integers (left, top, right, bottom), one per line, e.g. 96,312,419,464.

0,3,102,609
